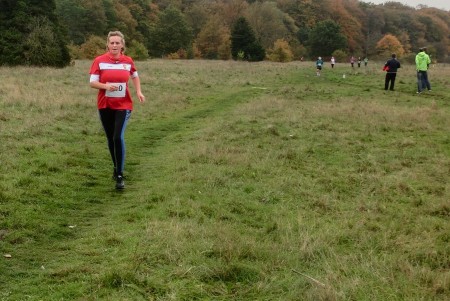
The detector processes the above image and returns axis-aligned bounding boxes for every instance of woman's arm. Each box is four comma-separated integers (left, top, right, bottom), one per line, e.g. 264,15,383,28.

90,75,119,92
132,76,145,103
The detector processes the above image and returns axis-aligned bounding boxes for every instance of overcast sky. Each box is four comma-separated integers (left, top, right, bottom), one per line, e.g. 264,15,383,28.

364,0,450,10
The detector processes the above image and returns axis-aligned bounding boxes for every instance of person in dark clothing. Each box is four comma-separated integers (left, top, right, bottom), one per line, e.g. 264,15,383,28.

384,53,401,91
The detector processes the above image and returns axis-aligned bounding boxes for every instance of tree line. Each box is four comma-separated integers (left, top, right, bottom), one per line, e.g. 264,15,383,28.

1,0,449,67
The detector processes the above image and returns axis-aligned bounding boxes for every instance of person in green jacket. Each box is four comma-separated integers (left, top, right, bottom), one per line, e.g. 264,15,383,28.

415,47,431,94
316,56,323,76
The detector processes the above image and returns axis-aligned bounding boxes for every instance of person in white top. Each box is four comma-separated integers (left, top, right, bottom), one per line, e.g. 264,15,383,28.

331,56,335,68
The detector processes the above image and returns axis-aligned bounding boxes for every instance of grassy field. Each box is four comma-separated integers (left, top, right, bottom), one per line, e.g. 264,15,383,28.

0,59,449,300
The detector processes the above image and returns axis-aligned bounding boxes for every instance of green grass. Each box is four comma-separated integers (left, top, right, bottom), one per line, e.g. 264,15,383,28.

0,60,449,300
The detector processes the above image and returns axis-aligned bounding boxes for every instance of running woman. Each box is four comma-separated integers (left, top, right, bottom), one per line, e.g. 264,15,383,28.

89,31,145,189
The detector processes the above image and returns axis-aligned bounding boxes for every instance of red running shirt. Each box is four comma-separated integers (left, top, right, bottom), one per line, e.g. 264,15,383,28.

89,53,138,110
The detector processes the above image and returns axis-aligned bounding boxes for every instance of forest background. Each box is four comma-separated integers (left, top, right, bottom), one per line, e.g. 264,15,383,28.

0,0,450,66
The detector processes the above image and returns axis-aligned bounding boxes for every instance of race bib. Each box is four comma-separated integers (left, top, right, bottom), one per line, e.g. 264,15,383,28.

105,82,126,98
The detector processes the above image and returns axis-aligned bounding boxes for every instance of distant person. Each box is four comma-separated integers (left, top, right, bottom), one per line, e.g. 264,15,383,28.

316,56,323,76
383,53,401,91
89,31,145,189
330,56,335,68
423,47,431,68
415,47,431,94
350,56,355,68
364,57,368,67
358,57,361,67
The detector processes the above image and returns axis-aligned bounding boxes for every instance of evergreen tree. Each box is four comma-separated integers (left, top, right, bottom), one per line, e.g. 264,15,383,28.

0,0,23,65
0,0,70,67
231,17,265,61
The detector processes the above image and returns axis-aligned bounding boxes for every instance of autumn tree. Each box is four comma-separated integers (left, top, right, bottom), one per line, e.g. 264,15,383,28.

195,16,231,60
185,3,211,37
380,4,423,51
212,0,249,27
153,0,182,10
276,0,331,28
329,0,364,54
418,8,450,61
80,35,105,59
231,17,265,61
244,1,297,49
113,1,138,37
376,34,405,57
267,39,293,62
417,14,443,43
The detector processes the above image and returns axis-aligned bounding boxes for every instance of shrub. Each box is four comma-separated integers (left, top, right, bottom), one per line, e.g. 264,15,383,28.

268,39,293,62
126,40,149,61
80,35,105,59
165,49,188,59
67,43,83,60
177,49,188,59
332,49,348,63
166,52,180,59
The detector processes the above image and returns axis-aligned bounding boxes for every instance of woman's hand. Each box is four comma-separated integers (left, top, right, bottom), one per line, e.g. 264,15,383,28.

137,92,145,103
105,83,119,92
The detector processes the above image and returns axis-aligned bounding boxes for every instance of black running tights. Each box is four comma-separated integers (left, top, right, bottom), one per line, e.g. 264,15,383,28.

98,108,131,176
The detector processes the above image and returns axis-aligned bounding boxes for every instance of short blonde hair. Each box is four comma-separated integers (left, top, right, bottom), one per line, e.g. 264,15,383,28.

106,31,125,53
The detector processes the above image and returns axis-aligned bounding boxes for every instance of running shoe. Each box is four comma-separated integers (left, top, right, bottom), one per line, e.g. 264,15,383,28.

116,175,125,190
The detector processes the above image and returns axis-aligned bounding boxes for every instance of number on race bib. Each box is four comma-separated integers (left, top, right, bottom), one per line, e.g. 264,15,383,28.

105,82,126,98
